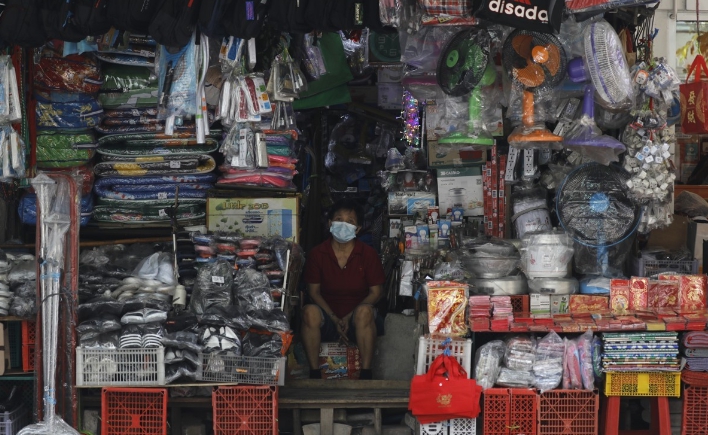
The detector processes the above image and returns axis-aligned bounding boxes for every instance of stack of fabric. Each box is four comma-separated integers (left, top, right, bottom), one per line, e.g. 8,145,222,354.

683,331,708,372
602,332,680,372
26,49,102,225
91,36,216,225
218,131,298,190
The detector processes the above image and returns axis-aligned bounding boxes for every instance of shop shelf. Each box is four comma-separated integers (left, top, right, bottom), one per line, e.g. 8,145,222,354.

196,353,285,386
20,345,33,373
483,388,538,435
538,389,598,435
6,323,20,369
415,335,473,377
682,385,708,435
419,419,476,435
604,371,681,397
76,347,165,387
20,322,34,346
0,406,29,435
101,387,167,435
213,386,277,435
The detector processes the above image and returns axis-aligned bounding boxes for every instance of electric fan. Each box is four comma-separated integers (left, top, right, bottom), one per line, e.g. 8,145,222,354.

556,163,641,276
568,20,634,112
503,30,568,144
563,86,626,165
437,28,489,97
437,29,496,147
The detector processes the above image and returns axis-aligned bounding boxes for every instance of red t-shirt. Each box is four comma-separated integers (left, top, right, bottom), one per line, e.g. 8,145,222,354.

304,239,386,318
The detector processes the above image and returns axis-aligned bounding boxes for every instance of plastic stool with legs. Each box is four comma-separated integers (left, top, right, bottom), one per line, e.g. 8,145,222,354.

603,396,672,435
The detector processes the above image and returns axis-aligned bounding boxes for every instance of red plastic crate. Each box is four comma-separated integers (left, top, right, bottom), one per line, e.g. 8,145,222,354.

510,296,529,314
682,385,708,435
213,386,278,435
21,344,34,372
101,387,167,435
539,390,599,435
483,388,538,435
21,321,35,345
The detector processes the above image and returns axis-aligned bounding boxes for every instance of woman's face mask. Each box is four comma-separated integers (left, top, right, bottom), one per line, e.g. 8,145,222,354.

330,221,357,243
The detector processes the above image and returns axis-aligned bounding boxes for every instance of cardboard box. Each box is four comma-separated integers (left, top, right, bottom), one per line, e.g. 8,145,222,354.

550,295,570,314
388,192,436,216
570,295,609,313
319,343,361,380
207,197,299,242
530,293,550,315
427,141,487,168
436,166,483,217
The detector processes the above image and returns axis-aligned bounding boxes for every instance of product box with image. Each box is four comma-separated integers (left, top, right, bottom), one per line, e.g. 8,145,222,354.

387,192,436,216
319,343,361,380
531,293,551,315
428,141,487,168
207,197,299,242
436,166,484,216
550,295,570,314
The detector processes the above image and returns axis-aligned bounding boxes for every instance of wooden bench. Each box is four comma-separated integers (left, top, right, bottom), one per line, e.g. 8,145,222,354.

279,380,410,435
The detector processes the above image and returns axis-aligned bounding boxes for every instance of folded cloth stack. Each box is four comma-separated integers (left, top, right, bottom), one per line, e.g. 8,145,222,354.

19,193,94,226
35,51,102,171
91,38,216,226
683,331,708,372
603,332,680,372
218,132,299,190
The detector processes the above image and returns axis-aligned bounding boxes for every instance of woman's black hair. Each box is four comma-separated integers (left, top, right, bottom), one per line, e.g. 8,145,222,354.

329,199,364,226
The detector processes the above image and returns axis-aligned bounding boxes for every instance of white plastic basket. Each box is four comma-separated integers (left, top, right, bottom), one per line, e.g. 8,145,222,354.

415,335,473,377
76,347,165,387
196,352,285,386
420,419,476,435
0,407,29,435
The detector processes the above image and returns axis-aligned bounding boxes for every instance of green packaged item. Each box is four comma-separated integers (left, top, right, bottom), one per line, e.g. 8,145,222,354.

36,131,96,168
101,64,158,92
92,202,205,222
98,89,159,110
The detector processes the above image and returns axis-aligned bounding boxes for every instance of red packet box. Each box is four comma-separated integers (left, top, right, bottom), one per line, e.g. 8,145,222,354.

610,279,631,314
648,279,680,309
570,295,609,313
634,310,658,321
663,316,687,331
655,307,677,318
679,275,708,310
629,277,649,310
562,323,581,332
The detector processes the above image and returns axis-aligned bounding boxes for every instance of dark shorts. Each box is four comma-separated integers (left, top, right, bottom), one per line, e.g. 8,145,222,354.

316,305,385,343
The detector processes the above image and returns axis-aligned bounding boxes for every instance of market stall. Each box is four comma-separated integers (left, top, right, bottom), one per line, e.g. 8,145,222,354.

1,0,708,435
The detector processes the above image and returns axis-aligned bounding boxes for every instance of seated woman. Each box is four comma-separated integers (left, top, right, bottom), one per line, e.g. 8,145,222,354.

302,199,385,380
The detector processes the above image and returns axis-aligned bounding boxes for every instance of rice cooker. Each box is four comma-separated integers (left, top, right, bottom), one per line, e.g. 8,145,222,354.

471,275,528,296
527,277,579,295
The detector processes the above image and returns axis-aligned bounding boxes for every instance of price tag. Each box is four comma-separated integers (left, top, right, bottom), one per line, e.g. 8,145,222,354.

158,192,168,199
158,209,167,217
170,160,181,169
212,276,225,284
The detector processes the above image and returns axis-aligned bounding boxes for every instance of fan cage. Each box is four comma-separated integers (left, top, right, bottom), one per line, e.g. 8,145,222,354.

584,21,633,109
556,163,640,248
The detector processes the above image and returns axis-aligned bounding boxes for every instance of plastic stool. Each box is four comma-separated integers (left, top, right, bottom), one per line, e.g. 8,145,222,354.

603,396,672,435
